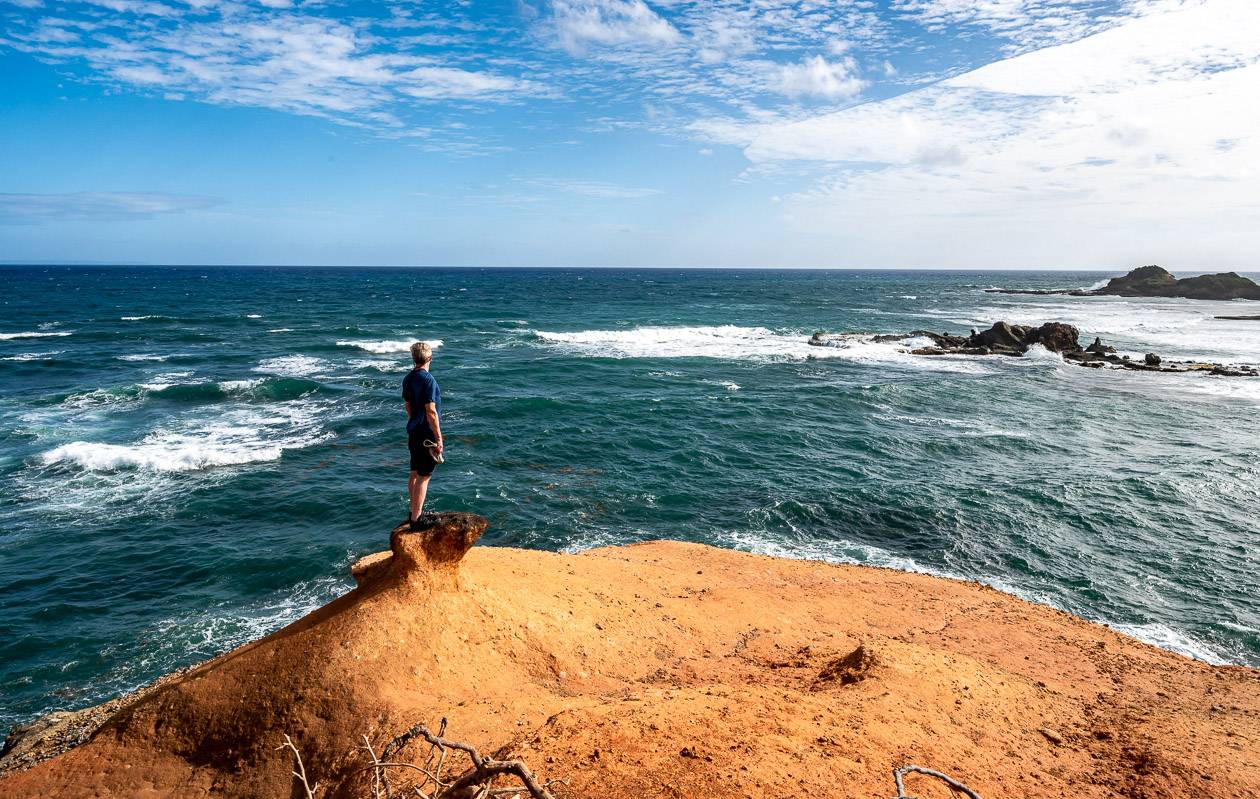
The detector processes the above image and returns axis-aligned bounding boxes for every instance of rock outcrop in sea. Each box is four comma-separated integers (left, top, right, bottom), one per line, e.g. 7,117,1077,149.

3,514,1259,798
986,265,1260,301
810,322,1260,376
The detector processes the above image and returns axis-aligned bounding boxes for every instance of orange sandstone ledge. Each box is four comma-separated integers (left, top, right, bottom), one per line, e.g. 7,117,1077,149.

1,513,1258,799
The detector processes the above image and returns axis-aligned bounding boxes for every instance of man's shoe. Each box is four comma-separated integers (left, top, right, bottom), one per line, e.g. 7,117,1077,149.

409,513,439,532
424,440,445,465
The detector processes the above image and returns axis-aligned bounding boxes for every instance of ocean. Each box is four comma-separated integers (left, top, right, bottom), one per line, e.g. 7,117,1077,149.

2,265,1258,729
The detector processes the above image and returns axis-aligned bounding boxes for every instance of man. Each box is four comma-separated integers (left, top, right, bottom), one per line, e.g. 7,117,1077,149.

402,341,443,531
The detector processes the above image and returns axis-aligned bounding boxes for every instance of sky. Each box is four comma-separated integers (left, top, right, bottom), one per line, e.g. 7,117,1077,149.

0,0,1257,268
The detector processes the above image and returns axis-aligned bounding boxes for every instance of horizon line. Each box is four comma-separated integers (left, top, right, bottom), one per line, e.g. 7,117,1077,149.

2,262,1245,274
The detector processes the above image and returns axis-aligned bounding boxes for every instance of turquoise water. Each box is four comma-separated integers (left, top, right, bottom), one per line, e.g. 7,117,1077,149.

2,266,1258,728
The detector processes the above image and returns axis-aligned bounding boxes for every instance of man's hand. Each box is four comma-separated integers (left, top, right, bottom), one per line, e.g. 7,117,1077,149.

424,401,442,455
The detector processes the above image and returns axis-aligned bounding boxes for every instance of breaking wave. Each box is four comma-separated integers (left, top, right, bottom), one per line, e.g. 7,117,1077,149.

147,377,324,403
2,351,63,362
348,359,409,372
39,403,333,473
116,353,170,362
1108,622,1231,665
335,338,444,354
533,325,987,373
0,331,72,340
254,355,332,377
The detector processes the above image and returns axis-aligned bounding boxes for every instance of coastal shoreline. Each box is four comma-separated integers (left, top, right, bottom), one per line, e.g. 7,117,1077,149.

4,515,1258,798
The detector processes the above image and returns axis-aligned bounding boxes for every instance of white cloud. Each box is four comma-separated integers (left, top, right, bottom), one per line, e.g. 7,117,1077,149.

4,7,545,131
6,0,900,139
532,0,890,111
83,0,176,16
774,54,865,99
400,67,533,100
0,192,223,222
699,0,1260,265
693,11,756,64
549,0,680,54
892,0,1119,51
531,178,663,198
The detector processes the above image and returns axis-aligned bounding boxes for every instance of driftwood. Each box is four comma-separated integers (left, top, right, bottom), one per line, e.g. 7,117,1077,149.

280,718,561,799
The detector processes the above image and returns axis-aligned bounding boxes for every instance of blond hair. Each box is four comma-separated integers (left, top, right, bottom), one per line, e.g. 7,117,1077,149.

410,341,433,366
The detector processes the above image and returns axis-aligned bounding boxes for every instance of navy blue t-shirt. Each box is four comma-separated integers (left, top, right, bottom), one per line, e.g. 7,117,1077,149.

402,368,441,437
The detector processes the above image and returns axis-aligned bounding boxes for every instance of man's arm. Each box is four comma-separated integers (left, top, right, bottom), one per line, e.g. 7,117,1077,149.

424,402,442,452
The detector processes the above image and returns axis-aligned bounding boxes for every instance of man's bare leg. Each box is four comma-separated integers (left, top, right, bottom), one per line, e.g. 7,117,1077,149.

408,471,431,521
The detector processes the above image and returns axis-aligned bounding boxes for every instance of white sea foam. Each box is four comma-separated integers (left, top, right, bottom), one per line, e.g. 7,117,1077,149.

120,315,169,321
1108,622,1229,665
254,355,331,377
116,353,170,362
0,331,71,340
348,359,409,372
245,314,263,319
268,328,293,333
40,402,333,473
140,573,352,667
965,298,1260,362
2,351,62,362
57,389,130,409
1134,372,1260,406
335,338,444,354
721,529,1233,665
1020,343,1066,364
720,528,939,577
42,440,265,471
534,325,988,373
887,414,1030,438
135,371,196,392
218,379,263,392
899,295,918,300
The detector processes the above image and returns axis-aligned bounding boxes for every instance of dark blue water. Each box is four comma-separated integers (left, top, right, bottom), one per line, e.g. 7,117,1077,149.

2,266,1258,728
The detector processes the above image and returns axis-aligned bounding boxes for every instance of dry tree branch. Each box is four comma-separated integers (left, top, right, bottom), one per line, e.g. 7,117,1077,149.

277,734,319,799
375,719,557,799
281,719,558,799
892,765,982,799
361,734,387,799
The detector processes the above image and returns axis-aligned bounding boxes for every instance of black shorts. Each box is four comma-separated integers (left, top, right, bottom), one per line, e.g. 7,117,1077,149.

408,432,439,476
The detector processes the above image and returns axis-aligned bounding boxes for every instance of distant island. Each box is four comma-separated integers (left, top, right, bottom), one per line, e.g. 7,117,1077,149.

987,265,1260,301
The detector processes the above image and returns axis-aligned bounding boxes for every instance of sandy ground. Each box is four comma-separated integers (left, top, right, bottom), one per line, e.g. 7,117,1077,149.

1,513,1257,799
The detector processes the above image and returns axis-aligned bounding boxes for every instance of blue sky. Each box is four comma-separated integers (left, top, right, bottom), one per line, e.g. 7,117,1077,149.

1,0,1257,268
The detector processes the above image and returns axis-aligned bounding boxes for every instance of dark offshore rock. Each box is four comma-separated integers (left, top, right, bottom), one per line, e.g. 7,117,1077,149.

1086,337,1116,354
1103,267,1260,300
807,322,1260,377
967,321,1030,352
986,266,1260,301
1031,322,1082,353
813,330,972,349
956,322,1082,355
982,288,1093,296
1101,265,1178,296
